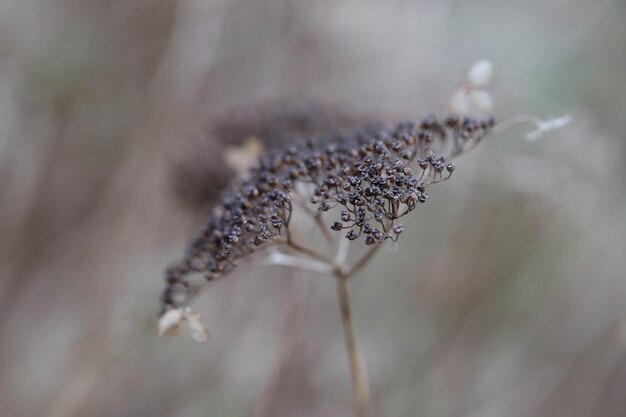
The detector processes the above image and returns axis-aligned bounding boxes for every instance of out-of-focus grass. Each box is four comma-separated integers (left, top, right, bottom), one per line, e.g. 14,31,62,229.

0,1,625,416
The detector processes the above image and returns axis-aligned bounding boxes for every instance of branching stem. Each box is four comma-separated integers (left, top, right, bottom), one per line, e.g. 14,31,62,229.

265,218,383,417
314,211,335,246
345,244,382,279
276,238,337,266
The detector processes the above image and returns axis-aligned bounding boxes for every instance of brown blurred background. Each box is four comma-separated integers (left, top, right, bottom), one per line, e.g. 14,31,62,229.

1,1,625,416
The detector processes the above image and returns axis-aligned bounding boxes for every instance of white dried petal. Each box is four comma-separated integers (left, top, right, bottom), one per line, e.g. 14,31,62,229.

449,91,470,115
525,115,572,141
157,308,184,337
184,311,211,342
467,60,493,87
468,89,493,112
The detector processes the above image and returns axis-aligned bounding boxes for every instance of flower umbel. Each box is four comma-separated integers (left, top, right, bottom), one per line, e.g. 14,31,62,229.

161,114,495,312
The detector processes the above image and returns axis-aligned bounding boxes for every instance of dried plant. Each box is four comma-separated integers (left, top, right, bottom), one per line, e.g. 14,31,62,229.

160,108,494,416
157,56,576,416
161,115,495,307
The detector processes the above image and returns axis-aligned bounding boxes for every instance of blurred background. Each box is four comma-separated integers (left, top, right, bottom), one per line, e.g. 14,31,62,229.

1,0,625,416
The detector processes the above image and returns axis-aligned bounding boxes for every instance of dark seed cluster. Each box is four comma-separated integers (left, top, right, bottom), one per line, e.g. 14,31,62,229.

162,114,495,311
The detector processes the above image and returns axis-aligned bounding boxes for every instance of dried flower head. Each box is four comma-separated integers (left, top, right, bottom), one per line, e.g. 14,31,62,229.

161,114,495,312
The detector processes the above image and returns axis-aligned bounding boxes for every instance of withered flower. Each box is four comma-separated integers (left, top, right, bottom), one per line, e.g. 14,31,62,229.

161,114,495,312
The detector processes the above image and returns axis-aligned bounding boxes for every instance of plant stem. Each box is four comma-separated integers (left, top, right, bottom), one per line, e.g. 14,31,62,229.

347,244,382,278
336,276,369,417
278,238,337,265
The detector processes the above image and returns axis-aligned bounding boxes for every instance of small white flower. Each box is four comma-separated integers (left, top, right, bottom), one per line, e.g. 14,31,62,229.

449,90,470,114
524,115,572,141
449,59,495,115
467,60,493,88
468,89,493,112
